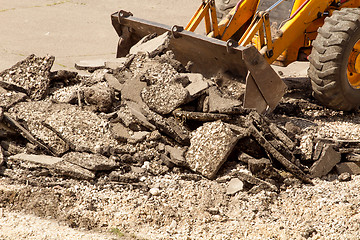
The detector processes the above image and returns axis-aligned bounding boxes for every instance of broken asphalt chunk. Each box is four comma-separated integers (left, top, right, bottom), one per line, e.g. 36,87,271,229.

130,32,170,58
9,153,62,166
248,124,312,184
104,73,123,92
165,145,187,167
8,101,117,154
52,160,95,180
104,58,127,70
0,54,54,100
141,83,189,115
0,87,27,110
143,108,190,145
185,121,239,179
3,112,56,155
62,152,117,171
310,145,340,178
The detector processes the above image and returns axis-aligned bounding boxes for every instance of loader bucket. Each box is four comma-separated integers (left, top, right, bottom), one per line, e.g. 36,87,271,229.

111,10,287,113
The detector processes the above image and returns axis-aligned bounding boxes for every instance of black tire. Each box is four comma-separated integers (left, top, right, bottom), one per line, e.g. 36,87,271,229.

309,8,360,111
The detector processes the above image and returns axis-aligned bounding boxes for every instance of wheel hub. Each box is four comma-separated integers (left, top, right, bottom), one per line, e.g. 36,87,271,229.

347,39,360,89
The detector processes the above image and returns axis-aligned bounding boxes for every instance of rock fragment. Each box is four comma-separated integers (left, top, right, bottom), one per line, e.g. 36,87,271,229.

130,32,170,58
144,109,190,145
180,73,209,99
336,162,360,175
104,58,127,70
9,153,62,166
208,86,242,113
338,172,351,182
165,145,187,166
310,145,340,178
226,178,244,195
83,82,114,112
52,160,95,180
62,152,117,171
185,121,239,179
104,73,123,92
50,84,81,104
121,76,147,104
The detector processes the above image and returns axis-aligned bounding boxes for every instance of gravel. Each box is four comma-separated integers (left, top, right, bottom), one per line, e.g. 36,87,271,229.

1,174,360,239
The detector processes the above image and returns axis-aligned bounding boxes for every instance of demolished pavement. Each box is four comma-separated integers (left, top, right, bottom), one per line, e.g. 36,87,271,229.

1,33,360,197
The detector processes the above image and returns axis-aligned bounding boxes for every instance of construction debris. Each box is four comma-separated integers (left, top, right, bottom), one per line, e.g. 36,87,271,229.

226,178,244,195
0,48,359,196
185,121,240,179
309,145,341,178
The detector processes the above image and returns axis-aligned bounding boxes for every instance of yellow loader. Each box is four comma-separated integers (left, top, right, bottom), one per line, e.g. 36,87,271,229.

111,0,360,112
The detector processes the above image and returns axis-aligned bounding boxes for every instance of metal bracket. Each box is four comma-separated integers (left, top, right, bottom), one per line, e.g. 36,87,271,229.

171,25,184,39
226,39,238,54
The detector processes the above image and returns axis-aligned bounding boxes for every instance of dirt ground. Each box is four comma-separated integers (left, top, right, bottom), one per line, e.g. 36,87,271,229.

0,0,198,72
3,1,360,240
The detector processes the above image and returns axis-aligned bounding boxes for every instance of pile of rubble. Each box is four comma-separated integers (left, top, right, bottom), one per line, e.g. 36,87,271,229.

1,34,360,194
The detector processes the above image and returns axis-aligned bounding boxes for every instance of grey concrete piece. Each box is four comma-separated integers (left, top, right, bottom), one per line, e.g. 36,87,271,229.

141,83,189,115
52,160,95,180
208,86,242,113
75,59,105,71
129,131,150,143
105,58,127,70
165,145,186,166
121,76,147,104
179,73,204,84
226,178,244,195
336,162,360,175
62,152,117,171
111,122,131,142
185,80,209,99
185,121,238,179
104,73,123,92
126,101,156,131
310,145,341,178
130,32,170,57
9,153,63,166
